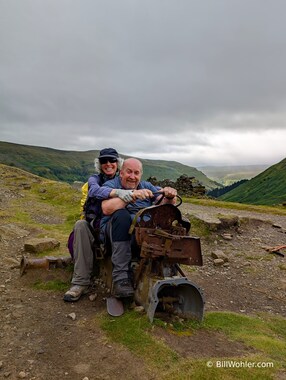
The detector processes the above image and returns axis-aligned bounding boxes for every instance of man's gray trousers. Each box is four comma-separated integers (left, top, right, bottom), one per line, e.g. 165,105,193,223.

104,209,133,282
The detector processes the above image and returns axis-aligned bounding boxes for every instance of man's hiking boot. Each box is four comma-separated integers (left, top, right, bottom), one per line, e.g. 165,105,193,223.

112,279,134,298
63,285,89,302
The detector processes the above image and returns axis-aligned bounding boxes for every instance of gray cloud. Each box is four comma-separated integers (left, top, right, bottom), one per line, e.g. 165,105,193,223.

0,0,286,166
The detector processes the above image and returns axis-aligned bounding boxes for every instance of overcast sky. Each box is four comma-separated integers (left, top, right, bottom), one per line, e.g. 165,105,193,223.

0,0,285,167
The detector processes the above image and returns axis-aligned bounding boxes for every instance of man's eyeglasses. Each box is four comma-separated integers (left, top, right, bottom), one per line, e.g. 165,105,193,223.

99,157,118,164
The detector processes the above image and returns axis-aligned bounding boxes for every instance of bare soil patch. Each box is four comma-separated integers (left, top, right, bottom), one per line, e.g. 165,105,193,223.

153,328,256,359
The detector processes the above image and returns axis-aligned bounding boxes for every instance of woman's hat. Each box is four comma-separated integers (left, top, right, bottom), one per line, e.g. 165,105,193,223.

98,148,119,159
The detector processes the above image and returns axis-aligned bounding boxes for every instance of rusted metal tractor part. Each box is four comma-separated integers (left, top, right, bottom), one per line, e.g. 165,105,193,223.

137,228,202,266
134,258,204,322
145,277,204,323
20,255,72,276
98,256,113,290
131,203,204,322
129,203,191,234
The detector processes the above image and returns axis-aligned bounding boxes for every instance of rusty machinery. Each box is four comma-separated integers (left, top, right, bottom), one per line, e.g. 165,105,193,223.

99,199,205,322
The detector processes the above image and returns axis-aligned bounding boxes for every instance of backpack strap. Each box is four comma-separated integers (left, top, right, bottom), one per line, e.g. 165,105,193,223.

83,173,105,223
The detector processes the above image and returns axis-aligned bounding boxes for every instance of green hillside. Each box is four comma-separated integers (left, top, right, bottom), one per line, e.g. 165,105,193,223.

0,141,219,190
219,158,286,205
138,158,220,189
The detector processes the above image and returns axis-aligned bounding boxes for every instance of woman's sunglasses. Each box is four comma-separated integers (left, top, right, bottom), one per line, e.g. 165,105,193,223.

99,157,118,164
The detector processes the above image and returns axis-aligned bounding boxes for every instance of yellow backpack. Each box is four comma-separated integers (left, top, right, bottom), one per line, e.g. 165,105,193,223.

80,182,89,219
68,181,94,259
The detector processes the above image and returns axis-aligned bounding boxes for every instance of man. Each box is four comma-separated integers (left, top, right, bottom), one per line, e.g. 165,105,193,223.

64,147,126,302
100,158,177,298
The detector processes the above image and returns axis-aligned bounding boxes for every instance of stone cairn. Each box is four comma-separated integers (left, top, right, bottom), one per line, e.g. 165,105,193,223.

147,174,206,197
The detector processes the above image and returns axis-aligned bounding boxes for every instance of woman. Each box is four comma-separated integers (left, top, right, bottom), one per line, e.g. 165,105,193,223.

64,147,123,302
83,148,124,224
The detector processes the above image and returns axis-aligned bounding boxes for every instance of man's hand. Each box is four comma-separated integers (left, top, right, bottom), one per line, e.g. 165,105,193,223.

161,187,177,204
131,189,154,200
162,187,177,199
115,188,153,202
115,189,134,202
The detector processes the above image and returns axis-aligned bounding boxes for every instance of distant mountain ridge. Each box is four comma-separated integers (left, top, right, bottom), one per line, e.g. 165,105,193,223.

0,141,219,190
219,158,286,206
199,164,269,185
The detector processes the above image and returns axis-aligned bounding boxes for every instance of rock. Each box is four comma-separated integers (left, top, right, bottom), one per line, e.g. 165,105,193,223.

18,371,27,378
205,220,223,232
272,224,282,229
72,181,85,191
89,293,97,301
22,183,31,190
147,174,206,197
68,312,76,321
211,249,229,262
24,238,60,253
134,306,145,313
251,237,262,242
221,233,233,240
4,257,20,268
213,258,225,266
0,224,30,238
218,215,239,228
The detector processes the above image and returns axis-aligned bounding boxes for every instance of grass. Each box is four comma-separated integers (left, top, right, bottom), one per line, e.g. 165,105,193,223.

188,215,211,238
7,178,81,231
244,255,273,262
33,279,70,291
5,178,81,254
97,310,286,379
165,358,276,380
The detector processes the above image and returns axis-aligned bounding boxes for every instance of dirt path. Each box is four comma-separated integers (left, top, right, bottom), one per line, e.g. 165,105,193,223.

180,202,286,229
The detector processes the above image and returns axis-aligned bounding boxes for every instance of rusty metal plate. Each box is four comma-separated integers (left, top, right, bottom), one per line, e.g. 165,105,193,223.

140,234,202,266
130,204,190,233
